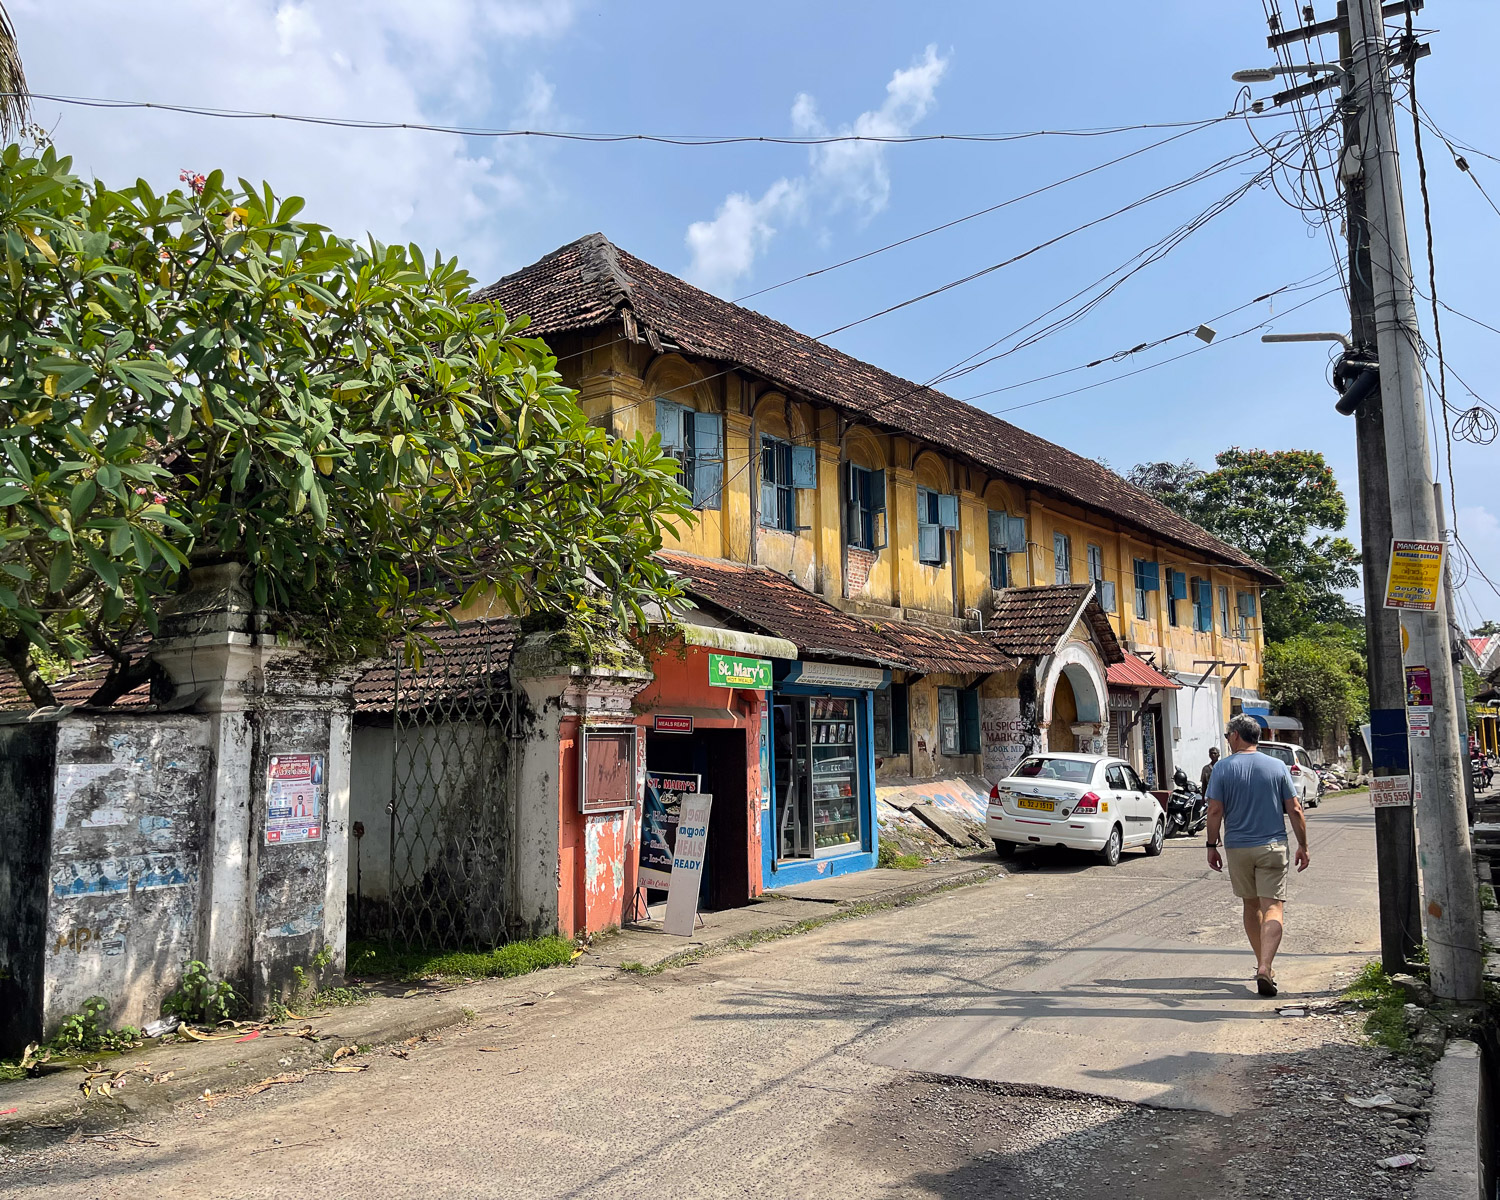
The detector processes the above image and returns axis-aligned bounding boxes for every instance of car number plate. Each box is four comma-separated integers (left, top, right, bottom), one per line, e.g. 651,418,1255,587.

1016,797,1055,812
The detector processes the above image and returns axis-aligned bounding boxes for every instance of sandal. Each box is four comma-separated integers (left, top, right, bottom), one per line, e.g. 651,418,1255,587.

1255,971,1278,997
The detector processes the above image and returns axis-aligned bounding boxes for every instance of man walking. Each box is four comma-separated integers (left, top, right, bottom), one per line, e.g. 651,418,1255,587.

1204,714,1310,996
1199,746,1219,793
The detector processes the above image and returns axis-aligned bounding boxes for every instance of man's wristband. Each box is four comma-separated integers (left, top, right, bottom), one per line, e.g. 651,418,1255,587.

1205,841,1221,849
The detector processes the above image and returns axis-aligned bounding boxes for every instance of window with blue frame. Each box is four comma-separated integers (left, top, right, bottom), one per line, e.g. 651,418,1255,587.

988,510,1026,588
655,400,723,510
845,464,887,551
1166,568,1188,627
1133,558,1160,620
1053,533,1072,585
916,486,959,565
1192,577,1214,632
761,435,815,531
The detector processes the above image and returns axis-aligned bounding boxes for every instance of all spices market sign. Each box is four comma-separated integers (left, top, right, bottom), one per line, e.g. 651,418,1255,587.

708,653,772,690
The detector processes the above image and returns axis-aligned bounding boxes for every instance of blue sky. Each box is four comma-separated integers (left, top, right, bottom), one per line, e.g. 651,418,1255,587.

14,0,1499,627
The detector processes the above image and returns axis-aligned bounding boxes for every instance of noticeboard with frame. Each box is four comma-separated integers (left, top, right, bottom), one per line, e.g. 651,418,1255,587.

580,724,638,814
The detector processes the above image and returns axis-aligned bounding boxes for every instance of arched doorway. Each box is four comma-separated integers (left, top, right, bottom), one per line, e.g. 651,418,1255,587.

1048,673,1078,751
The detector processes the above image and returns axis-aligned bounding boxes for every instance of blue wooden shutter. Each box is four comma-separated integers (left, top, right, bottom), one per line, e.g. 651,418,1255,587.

870,469,887,549
959,687,981,754
1099,580,1117,612
937,492,959,530
691,412,722,509
655,399,683,450
1169,570,1188,601
1136,561,1160,592
1237,591,1257,617
790,445,817,490
1006,515,1027,554
988,510,1006,554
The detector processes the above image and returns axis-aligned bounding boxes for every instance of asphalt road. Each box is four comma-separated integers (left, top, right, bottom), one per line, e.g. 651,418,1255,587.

5,792,1387,1200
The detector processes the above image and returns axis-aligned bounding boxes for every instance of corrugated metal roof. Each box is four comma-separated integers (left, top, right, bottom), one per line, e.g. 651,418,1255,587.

477,234,1278,583
1106,652,1181,690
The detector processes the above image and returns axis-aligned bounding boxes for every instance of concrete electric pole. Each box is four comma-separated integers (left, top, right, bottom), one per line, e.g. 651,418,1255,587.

1345,0,1483,999
1336,2,1422,974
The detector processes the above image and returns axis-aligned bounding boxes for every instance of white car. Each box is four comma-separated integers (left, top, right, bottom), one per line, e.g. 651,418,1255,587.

987,753,1164,866
1257,741,1321,808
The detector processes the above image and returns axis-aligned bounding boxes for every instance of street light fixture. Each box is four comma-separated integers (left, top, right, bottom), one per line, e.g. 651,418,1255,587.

1232,63,1349,84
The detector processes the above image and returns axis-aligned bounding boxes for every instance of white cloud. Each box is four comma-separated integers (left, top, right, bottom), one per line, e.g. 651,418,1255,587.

10,1,575,281
684,45,950,294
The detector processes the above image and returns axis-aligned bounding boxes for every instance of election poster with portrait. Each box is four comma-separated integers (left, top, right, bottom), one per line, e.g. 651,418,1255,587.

265,753,325,843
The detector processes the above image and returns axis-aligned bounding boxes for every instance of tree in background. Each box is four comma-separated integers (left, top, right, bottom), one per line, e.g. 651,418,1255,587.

1263,622,1369,749
0,149,691,707
1472,620,1500,637
1124,458,1203,501
1129,448,1360,643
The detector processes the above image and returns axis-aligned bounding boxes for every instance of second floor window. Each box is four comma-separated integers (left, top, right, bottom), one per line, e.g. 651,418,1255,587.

655,400,723,510
916,486,959,565
1166,569,1187,627
760,435,815,531
1218,585,1231,636
988,510,1025,588
845,465,887,551
1192,578,1213,632
1053,533,1072,585
1237,590,1256,640
1133,558,1159,620
1087,543,1115,611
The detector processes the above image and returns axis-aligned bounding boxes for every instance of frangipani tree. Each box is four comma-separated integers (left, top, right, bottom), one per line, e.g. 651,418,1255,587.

0,148,690,706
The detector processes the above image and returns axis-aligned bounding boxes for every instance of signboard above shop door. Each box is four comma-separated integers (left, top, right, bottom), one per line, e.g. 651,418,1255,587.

708,653,772,690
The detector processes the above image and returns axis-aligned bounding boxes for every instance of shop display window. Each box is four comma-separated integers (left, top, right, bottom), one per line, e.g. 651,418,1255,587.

773,694,864,859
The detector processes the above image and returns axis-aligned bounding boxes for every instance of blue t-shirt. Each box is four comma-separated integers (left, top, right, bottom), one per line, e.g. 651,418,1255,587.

1206,750,1295,848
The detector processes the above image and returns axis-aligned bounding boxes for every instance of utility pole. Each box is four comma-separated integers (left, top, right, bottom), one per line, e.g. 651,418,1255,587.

1336,1,1422,973
1260,2,1422,971
1346,0,1483,999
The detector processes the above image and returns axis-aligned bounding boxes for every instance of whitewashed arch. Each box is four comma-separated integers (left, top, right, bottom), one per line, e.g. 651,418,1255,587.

1037,640,1109,729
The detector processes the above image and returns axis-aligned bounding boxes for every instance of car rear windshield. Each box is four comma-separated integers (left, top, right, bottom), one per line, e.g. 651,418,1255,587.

1259,745,1294,766
1013,757,1096,783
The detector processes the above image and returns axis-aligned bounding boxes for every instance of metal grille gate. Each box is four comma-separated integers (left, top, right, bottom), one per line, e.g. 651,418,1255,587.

387,622,520,951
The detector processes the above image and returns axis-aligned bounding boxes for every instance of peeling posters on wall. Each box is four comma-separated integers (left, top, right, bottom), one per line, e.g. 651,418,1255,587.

265,754,325,843
981,698,1031,782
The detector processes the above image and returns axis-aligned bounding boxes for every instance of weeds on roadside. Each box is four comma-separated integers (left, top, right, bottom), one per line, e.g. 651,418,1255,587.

162,960,240,1026
1343,962,1413,1054
346,935,577,983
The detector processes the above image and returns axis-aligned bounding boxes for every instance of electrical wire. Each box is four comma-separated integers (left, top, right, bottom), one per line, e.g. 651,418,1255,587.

731,117,1229,303
986,284,1345,417
12,91,1279,147
956,268,1339,403
812,142,1272,341
1405,7,1460,538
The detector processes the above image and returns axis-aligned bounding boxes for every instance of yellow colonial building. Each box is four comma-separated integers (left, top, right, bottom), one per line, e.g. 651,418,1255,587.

481,234,1276,892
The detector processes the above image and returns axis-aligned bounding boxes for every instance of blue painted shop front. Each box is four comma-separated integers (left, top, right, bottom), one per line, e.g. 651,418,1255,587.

760,662,884,889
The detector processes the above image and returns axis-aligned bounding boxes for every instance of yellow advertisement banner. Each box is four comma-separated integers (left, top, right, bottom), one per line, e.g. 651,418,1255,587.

1383,539,1443,611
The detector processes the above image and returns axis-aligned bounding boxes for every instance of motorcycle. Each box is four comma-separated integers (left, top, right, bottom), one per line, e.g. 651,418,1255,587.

1472,758,1495,791
1165,767,1207,838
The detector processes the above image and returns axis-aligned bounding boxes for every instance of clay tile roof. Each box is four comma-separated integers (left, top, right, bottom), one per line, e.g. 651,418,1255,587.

1106,651,1181,690
869,615,1017,677
990,584,1123,664
353,619,520,714
658,551,1015,676
0,654,154,712
477,235,1277,584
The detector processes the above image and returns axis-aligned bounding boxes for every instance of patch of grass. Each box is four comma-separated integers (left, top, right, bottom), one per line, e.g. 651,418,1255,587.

877,839,927,870
347,935,577,984
1343,961,1413,1054
0,1062,26,1083
618,961,649,974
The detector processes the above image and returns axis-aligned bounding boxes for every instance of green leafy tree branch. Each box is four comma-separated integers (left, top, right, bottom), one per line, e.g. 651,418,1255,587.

0,147,691,706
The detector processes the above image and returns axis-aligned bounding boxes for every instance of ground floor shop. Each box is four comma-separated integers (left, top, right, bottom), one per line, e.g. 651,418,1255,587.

764,662,883,888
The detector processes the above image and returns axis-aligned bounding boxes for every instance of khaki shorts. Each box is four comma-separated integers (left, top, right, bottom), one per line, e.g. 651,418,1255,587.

1225,840,1289,901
